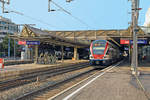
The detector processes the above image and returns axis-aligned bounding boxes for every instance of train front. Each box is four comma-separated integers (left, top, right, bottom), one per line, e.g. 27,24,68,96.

89,40,107,65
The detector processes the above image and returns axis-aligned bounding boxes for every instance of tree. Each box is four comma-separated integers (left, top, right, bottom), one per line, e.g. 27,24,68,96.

0,35,21,57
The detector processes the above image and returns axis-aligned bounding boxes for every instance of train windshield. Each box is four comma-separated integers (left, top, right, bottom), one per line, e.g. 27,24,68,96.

92,40,106,54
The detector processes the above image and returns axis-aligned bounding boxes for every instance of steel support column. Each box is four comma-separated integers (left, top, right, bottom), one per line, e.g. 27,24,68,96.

34,45,38,64
8,37,10,58
131,0,139,75
129,38,131,63
61,45,64,62
74,46,78,60
14,39,16,59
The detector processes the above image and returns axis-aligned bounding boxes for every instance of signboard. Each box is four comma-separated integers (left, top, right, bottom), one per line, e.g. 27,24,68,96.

26,41,40,45
120,39,147,44
0,58,4,68
18,41,26,45
130,40,147,44
120,39,130,44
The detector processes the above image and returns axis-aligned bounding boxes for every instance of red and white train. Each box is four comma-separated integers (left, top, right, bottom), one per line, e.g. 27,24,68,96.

89,39,122,66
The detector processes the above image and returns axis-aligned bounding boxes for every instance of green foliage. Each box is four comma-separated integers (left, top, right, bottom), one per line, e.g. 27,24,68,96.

0,35,21,57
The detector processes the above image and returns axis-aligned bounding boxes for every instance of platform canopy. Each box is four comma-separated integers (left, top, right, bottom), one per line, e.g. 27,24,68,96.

45,26,146,40
44,25,148,46
10,25,149,48
11,25,91,48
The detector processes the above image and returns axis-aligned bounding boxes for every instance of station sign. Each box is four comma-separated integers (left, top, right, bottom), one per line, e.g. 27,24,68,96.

120,39,130,44
18,41,26,45
26,41,40,45
120,39,147,44
0,58,4,69
130,40,147,44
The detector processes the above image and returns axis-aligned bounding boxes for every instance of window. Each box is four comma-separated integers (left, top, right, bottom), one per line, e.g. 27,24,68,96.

92,40,106,54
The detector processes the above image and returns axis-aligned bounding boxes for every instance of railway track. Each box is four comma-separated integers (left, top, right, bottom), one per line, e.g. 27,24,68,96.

14,61,123,100
15,66,96,100
0,62,89,91
0,61,122,100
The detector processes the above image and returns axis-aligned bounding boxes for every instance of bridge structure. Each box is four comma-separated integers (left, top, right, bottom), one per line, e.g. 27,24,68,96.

10,25,150,63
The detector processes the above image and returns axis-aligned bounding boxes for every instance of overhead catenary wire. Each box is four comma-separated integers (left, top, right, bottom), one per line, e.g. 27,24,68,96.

0,6,57,28
1,1,94,30
50,0,92,29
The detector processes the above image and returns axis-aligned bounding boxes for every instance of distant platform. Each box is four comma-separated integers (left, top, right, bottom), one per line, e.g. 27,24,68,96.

0,60,88,81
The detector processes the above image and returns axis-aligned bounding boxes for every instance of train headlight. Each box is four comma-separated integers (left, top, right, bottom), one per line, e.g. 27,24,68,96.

90,55,94,59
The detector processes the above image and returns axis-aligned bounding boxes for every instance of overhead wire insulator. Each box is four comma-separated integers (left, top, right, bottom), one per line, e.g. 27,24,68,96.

48,0,51,12
7,0,10,4
0,0,10,13
66,0,73,2
48,0,56,12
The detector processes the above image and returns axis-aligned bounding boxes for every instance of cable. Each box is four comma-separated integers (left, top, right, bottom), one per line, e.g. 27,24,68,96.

50,0,92,29
21,14,57,28
0,6,57,28
1,1,94,30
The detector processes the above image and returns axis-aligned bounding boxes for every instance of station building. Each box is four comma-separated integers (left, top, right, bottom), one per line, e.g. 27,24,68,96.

0,16,19,43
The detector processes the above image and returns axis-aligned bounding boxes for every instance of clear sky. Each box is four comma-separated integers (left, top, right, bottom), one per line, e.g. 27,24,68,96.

1,0,150,30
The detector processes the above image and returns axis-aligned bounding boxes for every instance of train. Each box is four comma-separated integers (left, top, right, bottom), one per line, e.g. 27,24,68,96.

89,39,122,66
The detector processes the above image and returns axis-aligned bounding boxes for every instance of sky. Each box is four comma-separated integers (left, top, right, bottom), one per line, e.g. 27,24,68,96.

1,0,150,31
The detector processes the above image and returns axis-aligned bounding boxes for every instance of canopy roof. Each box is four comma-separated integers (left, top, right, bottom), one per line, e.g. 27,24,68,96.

12,25,91,48
10,25,148,48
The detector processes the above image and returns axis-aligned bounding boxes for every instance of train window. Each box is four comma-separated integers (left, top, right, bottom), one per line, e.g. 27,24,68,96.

92,40,106,54
93,50,105,54
93,47,105,50
93,47,105,54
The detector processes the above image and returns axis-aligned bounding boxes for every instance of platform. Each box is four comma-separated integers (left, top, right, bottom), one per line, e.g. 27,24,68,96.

0,60,88,81
4,59,33,66
52,61,150,100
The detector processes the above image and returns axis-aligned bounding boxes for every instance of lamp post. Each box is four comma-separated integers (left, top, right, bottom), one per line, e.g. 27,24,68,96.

14,39,15,59
8,36,10,58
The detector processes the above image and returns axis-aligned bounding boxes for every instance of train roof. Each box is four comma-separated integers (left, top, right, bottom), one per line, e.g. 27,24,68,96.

92,39,121,48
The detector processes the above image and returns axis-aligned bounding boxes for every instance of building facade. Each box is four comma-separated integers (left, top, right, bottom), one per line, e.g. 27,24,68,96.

0,16,19,42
